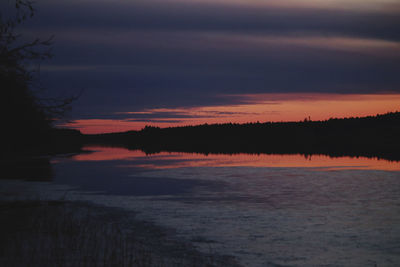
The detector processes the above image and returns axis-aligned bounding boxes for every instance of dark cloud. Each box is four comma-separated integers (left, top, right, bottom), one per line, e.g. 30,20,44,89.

28,1,400,41
8,0,400,120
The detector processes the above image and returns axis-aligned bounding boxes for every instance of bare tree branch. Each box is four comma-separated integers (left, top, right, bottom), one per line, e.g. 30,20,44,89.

1,0,79,127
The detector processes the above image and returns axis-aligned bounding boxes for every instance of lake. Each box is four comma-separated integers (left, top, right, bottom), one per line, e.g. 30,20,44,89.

5,146,400,266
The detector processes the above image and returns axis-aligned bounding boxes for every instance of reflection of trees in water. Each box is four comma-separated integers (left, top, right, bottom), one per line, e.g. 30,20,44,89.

86,111,400,162
304,154,312,161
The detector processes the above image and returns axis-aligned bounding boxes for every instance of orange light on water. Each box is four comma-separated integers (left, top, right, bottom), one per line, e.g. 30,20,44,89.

73,146,400,171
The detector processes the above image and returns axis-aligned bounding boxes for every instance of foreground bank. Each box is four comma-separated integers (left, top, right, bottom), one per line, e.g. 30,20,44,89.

0,198,240,267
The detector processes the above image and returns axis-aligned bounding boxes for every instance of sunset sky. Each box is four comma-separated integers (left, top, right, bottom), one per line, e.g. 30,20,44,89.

12,0,400,133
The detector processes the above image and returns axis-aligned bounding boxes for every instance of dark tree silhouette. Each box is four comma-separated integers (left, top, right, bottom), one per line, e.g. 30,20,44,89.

1,1,78,151
87,112,400,161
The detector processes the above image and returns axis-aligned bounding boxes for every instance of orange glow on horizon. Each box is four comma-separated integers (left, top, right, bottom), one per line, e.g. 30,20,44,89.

72,146,400,171
63,93,400,134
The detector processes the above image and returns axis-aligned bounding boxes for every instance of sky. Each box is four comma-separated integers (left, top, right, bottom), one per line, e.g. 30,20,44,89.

7,0,400,133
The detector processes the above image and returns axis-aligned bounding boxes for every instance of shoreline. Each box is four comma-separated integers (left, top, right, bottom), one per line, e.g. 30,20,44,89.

0,182,240,267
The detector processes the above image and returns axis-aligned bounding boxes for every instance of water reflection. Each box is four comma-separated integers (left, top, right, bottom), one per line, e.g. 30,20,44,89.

72,145,400,171
6,145,400,266
63,145,400,266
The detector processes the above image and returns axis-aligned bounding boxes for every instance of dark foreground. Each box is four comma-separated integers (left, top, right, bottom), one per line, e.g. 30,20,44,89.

0,200,240,267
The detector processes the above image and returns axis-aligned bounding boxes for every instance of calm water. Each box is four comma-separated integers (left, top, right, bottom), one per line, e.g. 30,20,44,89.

7,146,400,266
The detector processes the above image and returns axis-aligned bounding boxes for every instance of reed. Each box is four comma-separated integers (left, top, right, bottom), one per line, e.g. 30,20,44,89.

0,200,239,267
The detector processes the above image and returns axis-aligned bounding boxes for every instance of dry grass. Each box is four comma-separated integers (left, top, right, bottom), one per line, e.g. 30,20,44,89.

0,200,240,267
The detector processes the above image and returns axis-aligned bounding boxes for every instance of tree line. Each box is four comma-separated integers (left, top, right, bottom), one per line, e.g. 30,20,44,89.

87,111,400,161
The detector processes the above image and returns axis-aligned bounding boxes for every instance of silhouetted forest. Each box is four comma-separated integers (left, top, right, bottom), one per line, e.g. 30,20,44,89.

86,112,400,161
1,1,81,155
